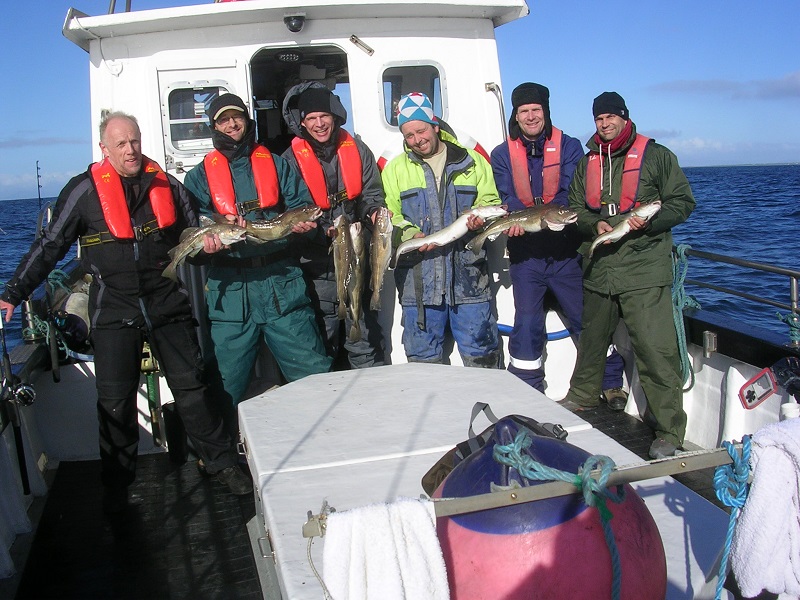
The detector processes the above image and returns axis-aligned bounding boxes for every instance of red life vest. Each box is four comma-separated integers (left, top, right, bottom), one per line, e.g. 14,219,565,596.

90,156,176,239
585,134,652,213
508,127,563,206
291,130,363,209
204,145,279,215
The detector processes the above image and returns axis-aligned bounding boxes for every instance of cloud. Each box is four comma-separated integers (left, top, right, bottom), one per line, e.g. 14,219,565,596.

0,136,86,149
639,129,681,141
650,70,800,100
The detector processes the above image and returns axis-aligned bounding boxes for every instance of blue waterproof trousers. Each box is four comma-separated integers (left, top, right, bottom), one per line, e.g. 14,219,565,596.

401,300,502,368
507,255,624,392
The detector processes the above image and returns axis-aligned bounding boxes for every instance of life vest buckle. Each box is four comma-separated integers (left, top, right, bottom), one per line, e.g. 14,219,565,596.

133,225,145,241
601,203,619,218
327,189,349,210
534,196,544,206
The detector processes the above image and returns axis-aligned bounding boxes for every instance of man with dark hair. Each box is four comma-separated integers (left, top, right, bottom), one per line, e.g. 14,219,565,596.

490,83,625,398
562,91,695,459
381,92,503,367
0,111,251,513
184,93,331,406
281,83,386,368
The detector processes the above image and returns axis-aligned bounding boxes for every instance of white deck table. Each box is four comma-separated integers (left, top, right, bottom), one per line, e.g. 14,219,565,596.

238,363,731,599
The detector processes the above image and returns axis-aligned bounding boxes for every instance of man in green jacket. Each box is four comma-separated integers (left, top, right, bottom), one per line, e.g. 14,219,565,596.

381,92,503,368
561,92,695,459
184,93,331,407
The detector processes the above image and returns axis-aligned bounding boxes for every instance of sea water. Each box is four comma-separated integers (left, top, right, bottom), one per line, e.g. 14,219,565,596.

1,164,798,351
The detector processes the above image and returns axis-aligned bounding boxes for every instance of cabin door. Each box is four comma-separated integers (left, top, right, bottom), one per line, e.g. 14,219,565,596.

156,62,246,178
249,45,352,156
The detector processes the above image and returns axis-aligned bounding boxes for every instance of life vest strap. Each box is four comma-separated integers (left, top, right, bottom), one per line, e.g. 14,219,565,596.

236,199,262,216
79,219,160,248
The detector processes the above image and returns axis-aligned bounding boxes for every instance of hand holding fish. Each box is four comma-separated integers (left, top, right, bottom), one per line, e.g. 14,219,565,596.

291,220,318,234
586,201,662,259
202,214,241,254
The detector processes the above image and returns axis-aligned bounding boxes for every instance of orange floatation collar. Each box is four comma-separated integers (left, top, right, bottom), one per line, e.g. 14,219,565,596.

90,156,176,239
204,145,280,215
585,133,652,213
508,126,563,206
291,130,363,209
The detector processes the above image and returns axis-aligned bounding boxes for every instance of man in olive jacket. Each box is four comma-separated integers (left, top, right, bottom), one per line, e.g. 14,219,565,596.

561,92,695,460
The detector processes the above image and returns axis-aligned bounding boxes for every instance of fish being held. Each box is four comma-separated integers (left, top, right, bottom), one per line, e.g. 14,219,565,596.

369,207,393,312
586,201,662,259
162,215,248,281
393,205,508,265
466,204,578,254
348,222,365,343
244,205,323,241
332,215,353,321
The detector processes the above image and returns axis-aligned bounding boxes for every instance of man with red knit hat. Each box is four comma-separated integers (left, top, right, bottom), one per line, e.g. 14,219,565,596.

561,91,695,460
490,82,625,399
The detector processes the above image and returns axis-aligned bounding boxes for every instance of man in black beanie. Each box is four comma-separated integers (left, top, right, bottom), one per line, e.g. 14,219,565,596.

562,91,696,460
490,83,625,398
281,82,387,369
183,92,332,409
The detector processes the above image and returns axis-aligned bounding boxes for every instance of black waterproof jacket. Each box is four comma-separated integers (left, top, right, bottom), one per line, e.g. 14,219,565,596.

2,166,197,331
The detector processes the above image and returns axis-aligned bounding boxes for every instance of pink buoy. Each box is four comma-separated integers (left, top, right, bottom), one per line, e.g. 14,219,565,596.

434,417,666,599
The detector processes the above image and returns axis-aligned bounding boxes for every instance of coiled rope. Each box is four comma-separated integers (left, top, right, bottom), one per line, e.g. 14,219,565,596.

46,269,73,295
493,431,626,600
712,436,751,600
776,311,800,346
673,244,701,391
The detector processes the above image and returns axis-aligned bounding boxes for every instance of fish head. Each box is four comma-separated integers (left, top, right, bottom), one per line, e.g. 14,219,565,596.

634,201,662,220
215,224,248,246
302,205,323,222
472,206,508,221
543,206,578,230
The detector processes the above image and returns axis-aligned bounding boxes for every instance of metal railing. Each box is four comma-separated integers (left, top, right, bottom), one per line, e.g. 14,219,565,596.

678,246,800,346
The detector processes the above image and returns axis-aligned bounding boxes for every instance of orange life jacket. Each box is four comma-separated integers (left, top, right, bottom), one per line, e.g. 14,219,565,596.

508,127,563,206
204,145,279,215
89,156,176,239
291,130,363,209
585,134,652,213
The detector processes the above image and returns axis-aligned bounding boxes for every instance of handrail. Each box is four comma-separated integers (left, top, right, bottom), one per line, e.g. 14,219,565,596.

677,246,800,343
485,82,507,141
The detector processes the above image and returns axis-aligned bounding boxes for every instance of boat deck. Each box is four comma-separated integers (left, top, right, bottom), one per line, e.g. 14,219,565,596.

6,454,262,599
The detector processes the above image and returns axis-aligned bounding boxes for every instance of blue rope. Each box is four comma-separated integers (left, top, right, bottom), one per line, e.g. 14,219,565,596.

493,431,626,600
673,244,701,391
712,437,751,600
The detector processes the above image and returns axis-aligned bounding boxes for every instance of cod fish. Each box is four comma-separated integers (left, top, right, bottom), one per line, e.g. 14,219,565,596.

162,216,247,281
245,205,323,242
332,215,353,321
586,201,662,259
348,222,365,343
466,204,578,254
393,205,508,265
369,207,393,311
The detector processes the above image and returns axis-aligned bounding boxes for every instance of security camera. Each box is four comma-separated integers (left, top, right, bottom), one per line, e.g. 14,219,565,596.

284,14,305,33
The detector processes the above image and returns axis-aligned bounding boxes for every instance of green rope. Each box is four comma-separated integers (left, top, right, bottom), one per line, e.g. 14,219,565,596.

493,431,625,600
47,269,72,295
673,244,700,391
23,314,68,354
776,311,800,346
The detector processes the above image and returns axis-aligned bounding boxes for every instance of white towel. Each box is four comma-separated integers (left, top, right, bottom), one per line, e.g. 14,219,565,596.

322,497,450,600
731,418,800,599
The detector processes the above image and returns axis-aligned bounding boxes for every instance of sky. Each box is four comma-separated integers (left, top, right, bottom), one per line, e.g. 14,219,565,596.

1,0,798,201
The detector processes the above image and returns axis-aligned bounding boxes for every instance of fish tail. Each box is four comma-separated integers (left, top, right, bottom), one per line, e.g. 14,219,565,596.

162,263,177,281
370,291,381,312
337,301,347,321
349,320,361,343
467,235,485,255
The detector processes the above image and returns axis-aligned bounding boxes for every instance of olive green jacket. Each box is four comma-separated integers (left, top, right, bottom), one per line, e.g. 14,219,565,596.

568,123,695,294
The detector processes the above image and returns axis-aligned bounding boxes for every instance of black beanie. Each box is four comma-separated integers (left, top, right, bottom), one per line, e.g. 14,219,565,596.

592,91,629,119
298,88,334,119
207,93,248,123
508,82,552,140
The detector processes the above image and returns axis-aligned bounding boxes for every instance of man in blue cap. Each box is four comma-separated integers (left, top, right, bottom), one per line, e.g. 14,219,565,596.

381,92,503,367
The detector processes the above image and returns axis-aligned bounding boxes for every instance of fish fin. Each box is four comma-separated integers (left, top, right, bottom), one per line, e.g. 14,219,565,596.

162,263,177,281
245,234,268,244
207,213,231,225
199,215,217,226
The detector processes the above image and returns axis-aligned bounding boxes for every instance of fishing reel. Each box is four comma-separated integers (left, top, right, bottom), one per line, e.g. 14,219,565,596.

1,375,36,407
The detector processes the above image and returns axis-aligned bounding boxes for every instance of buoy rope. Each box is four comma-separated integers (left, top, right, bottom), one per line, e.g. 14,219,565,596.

493,431,626,600
712,436,751,600
46,269,72,295
23,314,68,354
673,244,700,391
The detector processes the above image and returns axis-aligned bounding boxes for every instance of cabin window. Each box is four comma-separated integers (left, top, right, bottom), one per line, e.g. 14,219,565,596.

382,65,443,126
166,86,229,152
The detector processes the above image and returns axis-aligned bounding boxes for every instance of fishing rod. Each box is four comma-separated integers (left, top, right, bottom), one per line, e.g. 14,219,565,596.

0,313,36,495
